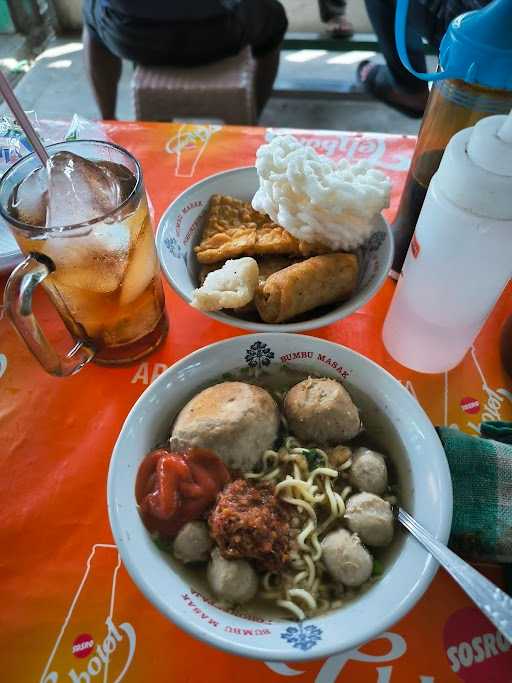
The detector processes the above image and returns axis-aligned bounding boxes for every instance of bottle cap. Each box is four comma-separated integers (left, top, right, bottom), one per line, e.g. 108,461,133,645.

435,111,512,219
395,0,512,89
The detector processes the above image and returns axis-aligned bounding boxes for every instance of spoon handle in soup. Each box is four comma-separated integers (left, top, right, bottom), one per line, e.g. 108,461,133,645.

395,506,512,644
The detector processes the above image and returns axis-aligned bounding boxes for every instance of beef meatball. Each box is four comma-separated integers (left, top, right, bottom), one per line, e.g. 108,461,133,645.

173,521,212,564
171,382,279,472
284,378,361,445
349,447,388,495
321,528,373,587
207,547,258,604
345,492,394,547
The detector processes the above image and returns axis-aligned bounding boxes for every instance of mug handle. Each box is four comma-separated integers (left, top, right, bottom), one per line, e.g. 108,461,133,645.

4,253,95,376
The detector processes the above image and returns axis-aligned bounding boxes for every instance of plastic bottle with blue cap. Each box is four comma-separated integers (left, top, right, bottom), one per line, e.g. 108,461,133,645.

391,0,512,274
383,109,512,373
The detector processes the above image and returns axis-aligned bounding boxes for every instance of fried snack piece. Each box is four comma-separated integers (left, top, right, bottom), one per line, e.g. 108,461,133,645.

255,253,359,324
199,256,296,287
194,194,330,264
199,262,224,285
199,256,300,314
191,257,259,312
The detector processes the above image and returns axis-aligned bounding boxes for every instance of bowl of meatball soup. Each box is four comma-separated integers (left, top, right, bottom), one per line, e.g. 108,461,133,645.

107,333,452,661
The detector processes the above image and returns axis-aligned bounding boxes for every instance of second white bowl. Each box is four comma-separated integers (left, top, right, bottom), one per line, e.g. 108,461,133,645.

156,166,393,332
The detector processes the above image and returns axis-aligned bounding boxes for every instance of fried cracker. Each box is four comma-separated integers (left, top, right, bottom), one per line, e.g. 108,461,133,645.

194,194,330,264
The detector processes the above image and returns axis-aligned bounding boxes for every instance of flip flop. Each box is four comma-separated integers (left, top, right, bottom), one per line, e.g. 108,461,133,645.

356,61,425,119
325,18,354,39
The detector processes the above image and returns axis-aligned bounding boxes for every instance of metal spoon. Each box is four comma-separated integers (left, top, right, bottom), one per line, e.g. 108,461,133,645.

393,505,512,643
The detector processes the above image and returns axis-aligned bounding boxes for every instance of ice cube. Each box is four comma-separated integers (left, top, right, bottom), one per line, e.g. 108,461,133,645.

46,151,122,228
49,221,131,293
13,166,48,226
119,219,157,305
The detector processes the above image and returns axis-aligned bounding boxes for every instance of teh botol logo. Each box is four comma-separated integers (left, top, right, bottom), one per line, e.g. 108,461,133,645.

44,617,136,683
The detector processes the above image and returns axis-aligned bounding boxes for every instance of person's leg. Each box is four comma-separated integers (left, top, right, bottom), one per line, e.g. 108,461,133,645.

238,0,288,116
318,0,354,38
318,0,346,22
356,0,433,116
364,0,427,94
82,25,122,119
254,47,281,115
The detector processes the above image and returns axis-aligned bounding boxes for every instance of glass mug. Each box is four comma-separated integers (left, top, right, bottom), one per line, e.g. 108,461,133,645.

0,140,168,376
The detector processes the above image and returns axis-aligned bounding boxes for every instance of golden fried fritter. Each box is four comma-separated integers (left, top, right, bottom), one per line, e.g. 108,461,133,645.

194,194,330,264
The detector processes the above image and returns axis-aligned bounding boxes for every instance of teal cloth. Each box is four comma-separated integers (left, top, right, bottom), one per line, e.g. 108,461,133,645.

437,422,512,565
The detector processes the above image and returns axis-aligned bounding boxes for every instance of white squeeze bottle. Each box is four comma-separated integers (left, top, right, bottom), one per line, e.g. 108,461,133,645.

382,110,512,373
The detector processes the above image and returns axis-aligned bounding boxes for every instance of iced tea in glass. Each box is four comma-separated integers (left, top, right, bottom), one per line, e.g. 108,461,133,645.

0,140,168,376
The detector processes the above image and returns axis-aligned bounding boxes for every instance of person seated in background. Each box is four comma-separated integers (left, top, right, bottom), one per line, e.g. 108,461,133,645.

357,0,490,118
318,0,354,38
82,0,288,120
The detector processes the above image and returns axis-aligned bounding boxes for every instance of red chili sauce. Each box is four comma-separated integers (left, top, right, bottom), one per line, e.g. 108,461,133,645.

135,447,230,538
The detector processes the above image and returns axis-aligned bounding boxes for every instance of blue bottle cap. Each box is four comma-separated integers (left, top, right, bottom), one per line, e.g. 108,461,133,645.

395,0,512,90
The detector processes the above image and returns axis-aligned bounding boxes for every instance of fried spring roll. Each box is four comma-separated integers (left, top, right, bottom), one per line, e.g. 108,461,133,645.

254,253,359,324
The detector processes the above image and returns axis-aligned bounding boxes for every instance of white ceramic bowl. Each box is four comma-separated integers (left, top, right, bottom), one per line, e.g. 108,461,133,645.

156,167,393,332
108,334,452,662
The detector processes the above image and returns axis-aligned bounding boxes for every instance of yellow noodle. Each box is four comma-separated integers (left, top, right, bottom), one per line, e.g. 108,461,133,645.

261,468,281,481
307,466,339,482
315,479,339,536
281,495,317,520
310,531,322,561
297,518,316,550
341,485,352,500
288,588,317,611
334,492,346,517
293,570,309,585
243,436,362,620
277,600,306,621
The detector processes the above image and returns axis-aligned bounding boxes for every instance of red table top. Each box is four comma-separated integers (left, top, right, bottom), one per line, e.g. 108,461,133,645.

0,121,510,683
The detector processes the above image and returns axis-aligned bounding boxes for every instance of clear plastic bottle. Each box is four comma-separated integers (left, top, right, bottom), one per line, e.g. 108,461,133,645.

391,0,512,274
383,111,512,373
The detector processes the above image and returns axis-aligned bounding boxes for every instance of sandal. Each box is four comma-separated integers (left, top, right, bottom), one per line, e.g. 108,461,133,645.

356,60,426,119
325,16,354,39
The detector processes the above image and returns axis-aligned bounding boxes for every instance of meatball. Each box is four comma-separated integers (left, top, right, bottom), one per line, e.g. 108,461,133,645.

284,378,361,445
209,479,291,572
171,382,279,472
173,521,212,564
321,528,373,587
207,547,258,604
327,445,352,469
345,492,394,547
349,447,388,495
